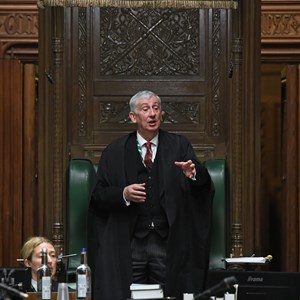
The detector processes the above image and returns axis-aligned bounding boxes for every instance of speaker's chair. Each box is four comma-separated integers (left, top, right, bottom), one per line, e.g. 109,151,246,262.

66,158,227,274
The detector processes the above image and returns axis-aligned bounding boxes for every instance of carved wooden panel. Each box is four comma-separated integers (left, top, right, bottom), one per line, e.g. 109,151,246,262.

68,8,230,164
0,2,38,58
97,9,201,76
261,0,300,61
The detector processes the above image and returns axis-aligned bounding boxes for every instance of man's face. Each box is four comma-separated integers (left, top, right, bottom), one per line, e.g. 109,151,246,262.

25,242,57,281
129,96,162,138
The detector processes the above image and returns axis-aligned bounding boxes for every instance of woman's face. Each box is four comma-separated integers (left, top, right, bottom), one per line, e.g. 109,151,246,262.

24,242,57,281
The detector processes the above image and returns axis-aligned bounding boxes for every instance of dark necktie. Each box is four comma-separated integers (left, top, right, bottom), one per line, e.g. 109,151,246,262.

144,142,153,171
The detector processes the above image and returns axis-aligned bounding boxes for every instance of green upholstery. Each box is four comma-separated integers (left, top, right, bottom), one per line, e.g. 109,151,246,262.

67,159,96,270
204,159,227,270
66,158,227,271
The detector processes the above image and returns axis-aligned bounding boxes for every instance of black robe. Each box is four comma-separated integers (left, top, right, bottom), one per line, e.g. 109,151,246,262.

89,129,214,300
22,268,59,293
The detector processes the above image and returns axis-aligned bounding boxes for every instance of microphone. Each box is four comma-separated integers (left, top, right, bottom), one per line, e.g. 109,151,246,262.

44,70,54,84
59,253,77,259
0,282,28,298
193,276,237,300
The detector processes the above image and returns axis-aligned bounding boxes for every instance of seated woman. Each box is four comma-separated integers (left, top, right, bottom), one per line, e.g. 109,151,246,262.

20,236,58,292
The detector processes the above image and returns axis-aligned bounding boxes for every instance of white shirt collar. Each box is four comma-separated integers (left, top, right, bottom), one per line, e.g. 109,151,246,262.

136,132,158,147
31,279,37,291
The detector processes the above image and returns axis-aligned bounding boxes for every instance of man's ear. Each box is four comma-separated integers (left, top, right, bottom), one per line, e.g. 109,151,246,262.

161,111,165,122
129,111,137,123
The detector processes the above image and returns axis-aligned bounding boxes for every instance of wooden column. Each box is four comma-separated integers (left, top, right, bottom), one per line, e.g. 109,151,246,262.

229,0,261,257
38,6,67,254
281,65,300,271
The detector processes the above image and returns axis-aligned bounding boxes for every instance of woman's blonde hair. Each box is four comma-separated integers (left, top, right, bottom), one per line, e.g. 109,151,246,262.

20,236,54,261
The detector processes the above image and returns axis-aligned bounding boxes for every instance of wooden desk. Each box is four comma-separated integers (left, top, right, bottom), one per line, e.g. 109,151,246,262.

27,292,78,300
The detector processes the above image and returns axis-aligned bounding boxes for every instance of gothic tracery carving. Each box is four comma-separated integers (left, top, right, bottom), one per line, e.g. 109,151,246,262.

97,101,200,124
211,9,221,137
78,8,88,137
98,8,200,76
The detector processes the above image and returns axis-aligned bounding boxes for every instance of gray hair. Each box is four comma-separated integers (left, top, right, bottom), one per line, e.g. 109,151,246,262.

129,90,161,113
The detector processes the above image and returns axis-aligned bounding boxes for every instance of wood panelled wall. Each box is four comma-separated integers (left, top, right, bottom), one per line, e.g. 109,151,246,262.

38,1,261,263
261,0,300,271
2,0,299,274
1,0,260,268
0,0,39,266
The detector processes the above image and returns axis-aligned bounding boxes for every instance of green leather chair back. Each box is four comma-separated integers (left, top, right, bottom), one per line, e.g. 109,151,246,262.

66,158,227,271
204,159,227,269
67,159,96,270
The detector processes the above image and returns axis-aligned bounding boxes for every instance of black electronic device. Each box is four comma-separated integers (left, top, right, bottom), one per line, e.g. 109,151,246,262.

206,270,300,300
0,267,29,292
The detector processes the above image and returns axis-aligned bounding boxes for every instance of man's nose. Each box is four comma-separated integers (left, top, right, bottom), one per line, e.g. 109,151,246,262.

149,108,156,115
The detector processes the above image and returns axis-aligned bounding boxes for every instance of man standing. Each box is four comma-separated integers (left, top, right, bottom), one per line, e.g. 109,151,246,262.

89,90,214,300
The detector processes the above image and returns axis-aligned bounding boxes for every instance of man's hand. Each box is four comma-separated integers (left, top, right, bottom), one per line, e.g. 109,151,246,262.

123,183,146,203
175,160,196,179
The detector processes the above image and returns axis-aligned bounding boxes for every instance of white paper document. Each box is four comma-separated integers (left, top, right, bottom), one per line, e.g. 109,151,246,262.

130,283,164,299
224,256,268,264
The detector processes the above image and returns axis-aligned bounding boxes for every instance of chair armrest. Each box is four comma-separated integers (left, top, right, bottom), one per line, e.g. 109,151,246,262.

204,159,227,270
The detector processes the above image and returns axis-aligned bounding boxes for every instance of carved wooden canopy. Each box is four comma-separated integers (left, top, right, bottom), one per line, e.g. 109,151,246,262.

37,0,238,9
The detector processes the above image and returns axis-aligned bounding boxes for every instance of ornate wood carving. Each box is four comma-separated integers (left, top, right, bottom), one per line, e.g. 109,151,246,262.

211,9,222,137
0,3,38,58
51,8,65,254
98,101,130,124
78,8,88,137
95,100,202,125
163,101,201,124
261,0,300,61
38,0,239,9
98,8,200,76
230,37,244,257
0,11,37,35
262,6,300,40
68,7,228,163
83,7,213,162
